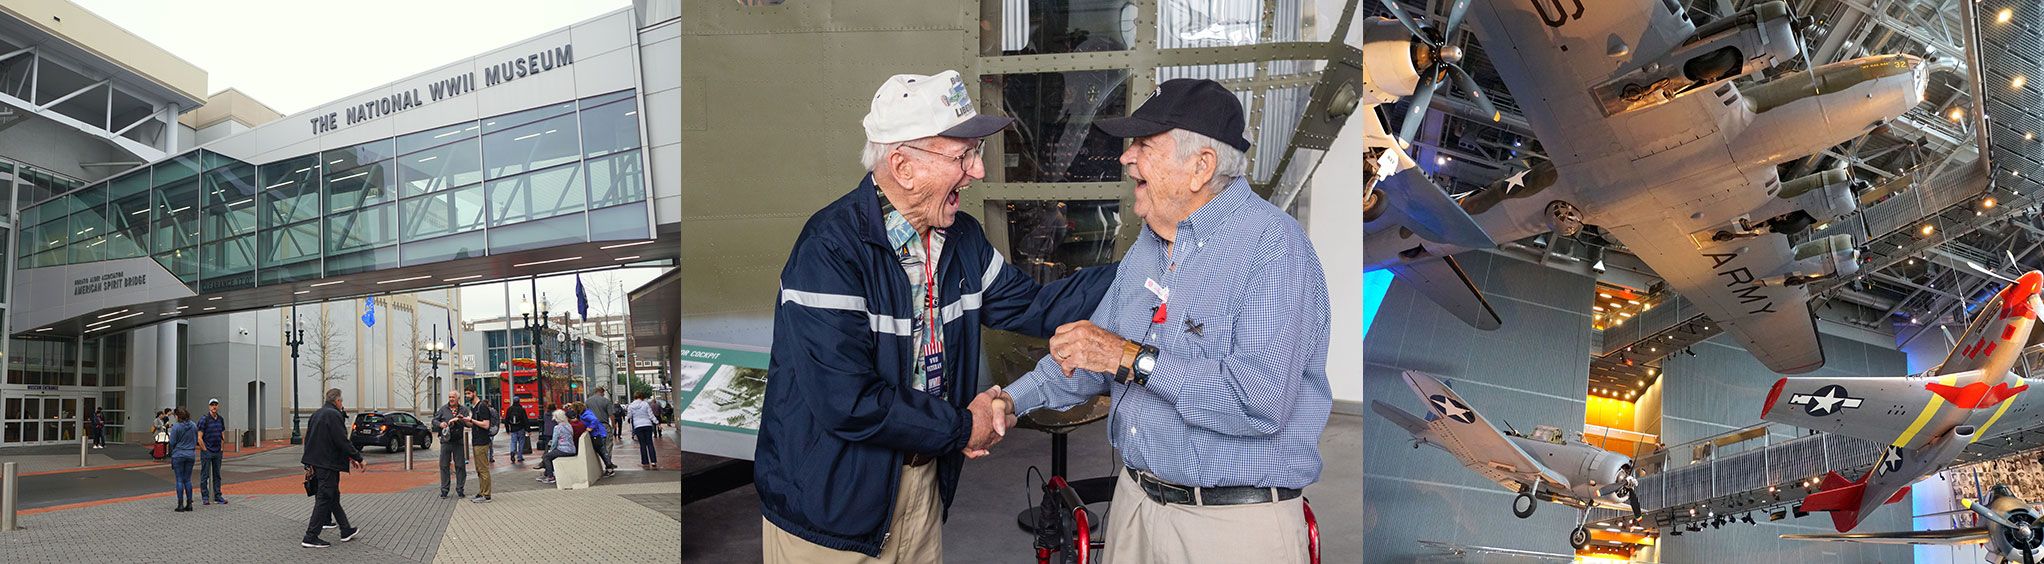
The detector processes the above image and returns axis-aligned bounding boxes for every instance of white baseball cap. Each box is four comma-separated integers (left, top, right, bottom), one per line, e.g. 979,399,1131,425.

862,70,1012,144
207,398,219,405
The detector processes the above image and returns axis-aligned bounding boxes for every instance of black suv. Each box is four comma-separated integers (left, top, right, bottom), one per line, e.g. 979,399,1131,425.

350,411,432,452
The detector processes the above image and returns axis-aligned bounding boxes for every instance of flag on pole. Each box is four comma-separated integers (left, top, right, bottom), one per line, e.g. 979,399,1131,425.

362,296,377,328
575,274,589,321
447,309,458,349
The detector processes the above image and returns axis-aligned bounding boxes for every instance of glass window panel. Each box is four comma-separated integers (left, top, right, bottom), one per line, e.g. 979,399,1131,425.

397,138,482,198
154,152,202,186
26,219,62,263
17,201,37,232
198,235,257,292
259,154,323,228
41,194,75,219
153,248,196,282
992,0,1134,55
323,138,396,173
487,214,584,254
69,185,107,243
326,245,397,276
481,100,575,134
151,167,201,253
70,235,105,263
261,221,321,267
487,164,585,226
579,97,640,159
586,151,644,208
397,121,481,154
1001,199,1123,282
325,203,393,253
202,162,259,243
399,230,485,266
588,202,651,242
399,183,485,241
993,70,1131,182
580,89,634,108
18,166,82,212
325,161,393,213
482,113,579,180
106,188,151,260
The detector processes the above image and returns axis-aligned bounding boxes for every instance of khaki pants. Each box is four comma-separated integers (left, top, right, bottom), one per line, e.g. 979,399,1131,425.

470,445,492,497
762,462,942,563
1102,471,1310,564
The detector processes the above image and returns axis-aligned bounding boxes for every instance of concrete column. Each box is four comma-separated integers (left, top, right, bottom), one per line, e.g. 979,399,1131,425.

156,320,180,411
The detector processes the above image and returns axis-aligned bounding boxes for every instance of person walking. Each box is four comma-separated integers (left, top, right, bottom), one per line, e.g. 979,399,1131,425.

464,394,496,503
503,397,531,465
537,409,575,484
432,391,470,499
301,388,365,548
627,391,659,468
197,399,229,505
89,408,105,449
153,408,172,458
166,407,197,512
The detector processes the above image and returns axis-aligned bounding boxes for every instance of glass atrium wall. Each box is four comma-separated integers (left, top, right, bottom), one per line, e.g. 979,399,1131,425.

16,89,650,291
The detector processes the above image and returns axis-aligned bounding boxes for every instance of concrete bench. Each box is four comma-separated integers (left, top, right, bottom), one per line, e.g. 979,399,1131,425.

554,433,604,490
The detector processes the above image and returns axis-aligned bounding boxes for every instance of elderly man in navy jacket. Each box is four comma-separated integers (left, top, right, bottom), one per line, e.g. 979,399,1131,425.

755,69,1113,562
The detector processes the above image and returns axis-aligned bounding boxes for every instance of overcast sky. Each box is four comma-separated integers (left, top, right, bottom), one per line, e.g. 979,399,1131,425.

70,0,630,115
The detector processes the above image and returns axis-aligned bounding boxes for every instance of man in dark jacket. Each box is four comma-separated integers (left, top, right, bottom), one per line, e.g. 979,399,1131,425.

755,69,1113,561
503,397,531,464
432,391,470,498
301,388,364,548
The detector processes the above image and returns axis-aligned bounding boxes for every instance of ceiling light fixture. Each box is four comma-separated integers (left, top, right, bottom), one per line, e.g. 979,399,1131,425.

513,256,583,268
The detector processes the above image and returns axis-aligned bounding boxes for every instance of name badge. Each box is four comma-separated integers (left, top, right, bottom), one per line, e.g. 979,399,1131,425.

922,353,946,397
1143,278,1170,303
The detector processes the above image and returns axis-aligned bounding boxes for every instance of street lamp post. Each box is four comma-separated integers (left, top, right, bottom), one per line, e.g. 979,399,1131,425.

521,295,550,408
427,325,446,403
286,308,307,445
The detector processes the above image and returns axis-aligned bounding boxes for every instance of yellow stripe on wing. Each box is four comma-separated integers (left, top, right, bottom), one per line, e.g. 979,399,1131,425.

1894,375,1957,448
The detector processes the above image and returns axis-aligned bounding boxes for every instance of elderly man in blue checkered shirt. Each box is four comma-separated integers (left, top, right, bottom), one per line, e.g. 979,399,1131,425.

1003,78,1332,564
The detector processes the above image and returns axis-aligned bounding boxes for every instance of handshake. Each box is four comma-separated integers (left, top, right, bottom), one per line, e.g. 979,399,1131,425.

963,386,1017,459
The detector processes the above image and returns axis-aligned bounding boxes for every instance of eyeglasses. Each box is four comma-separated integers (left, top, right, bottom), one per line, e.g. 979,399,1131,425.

899,140,985,174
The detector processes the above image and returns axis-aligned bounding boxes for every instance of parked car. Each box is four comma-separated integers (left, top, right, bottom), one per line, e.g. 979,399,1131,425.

350,411,432,452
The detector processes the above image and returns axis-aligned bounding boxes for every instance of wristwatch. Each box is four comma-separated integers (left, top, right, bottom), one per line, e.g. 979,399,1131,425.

1114,340,1160,386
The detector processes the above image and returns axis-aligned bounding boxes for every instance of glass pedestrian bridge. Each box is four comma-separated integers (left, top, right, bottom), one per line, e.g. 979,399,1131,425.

13,87,675,336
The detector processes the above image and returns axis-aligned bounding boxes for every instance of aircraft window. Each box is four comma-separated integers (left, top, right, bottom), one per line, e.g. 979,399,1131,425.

991,0,1133,56
1158,0,1304,49
992,70,1130,182
1002,199,1121,284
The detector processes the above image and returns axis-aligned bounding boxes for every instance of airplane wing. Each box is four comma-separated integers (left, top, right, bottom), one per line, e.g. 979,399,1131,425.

1396,370,1571,491
1386,257,1501,330
1462,0,1697,166
1780,527,1991,545
1365,110,1494,249
1760,376,1942,448
1608,223,1824,373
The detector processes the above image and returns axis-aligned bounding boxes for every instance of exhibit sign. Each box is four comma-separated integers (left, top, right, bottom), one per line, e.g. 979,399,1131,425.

676,341,770,460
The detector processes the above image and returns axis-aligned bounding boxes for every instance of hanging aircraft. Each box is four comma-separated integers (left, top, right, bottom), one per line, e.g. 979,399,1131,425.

1372,370,1640,549
1367,0,1936,374
1761,271,2044,533
1782,484,2044,564
1362,9,1502,329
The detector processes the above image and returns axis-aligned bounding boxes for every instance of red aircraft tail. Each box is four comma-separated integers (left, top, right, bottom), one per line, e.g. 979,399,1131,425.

1797,471,1911,532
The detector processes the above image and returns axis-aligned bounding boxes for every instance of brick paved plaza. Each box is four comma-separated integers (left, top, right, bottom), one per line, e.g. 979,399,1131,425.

0,430,682,562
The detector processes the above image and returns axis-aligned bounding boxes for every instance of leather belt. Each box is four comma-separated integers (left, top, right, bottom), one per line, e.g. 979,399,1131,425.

904,452,937,467
1125,467,1301,507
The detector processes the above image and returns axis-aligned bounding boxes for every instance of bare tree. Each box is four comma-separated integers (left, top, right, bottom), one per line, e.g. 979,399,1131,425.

399,298,432,412
301,302,355,395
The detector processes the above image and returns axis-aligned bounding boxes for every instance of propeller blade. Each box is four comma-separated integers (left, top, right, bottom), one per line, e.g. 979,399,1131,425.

1628,488,1642,518
1441,0,1473,47
1378,0,1429,41
1446,65,1500,123
1396,78,1440,145
1965,498,2024,531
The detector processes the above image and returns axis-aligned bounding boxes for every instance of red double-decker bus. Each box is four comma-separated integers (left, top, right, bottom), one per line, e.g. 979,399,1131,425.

493,358,573,420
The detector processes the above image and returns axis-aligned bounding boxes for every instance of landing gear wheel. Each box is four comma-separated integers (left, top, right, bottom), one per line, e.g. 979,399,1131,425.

1512,493,1537,518
1569,526,1590,550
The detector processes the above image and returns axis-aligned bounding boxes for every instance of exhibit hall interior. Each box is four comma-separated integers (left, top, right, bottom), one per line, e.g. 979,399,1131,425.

1365,0,2044,562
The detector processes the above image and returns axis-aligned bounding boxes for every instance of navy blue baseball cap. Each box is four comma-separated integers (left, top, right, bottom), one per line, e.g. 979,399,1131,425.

1093,78,1251,151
